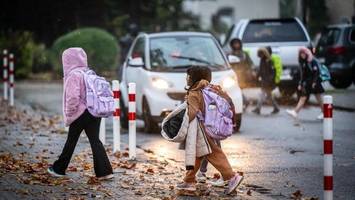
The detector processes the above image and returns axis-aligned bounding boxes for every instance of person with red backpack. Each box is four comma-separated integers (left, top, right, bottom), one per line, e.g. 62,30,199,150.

47,48,113,180
174,66,243,194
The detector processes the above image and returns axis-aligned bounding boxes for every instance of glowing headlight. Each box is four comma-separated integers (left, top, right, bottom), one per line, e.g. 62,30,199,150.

222,76,236,89
151,78,170,89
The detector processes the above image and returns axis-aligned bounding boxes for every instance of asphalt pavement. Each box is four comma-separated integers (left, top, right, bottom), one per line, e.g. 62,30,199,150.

12,81,355,199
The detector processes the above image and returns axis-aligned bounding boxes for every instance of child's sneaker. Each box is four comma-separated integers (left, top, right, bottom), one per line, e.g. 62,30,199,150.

196,171,207,183
226,174,244,194
210,177,228,187
176,182,196,192
47,167,65,177
286,109,298,118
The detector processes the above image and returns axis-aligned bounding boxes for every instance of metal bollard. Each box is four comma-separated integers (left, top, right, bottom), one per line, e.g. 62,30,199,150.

9,53,14,106
99,118,106,145
323,95,333,200
128,83,136,159
3,49,8,100
112,80,120,153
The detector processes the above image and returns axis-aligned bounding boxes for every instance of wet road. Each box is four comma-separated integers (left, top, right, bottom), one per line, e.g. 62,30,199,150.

15,81,355,199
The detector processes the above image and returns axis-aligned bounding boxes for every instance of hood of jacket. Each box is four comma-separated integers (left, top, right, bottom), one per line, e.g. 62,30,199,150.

299,47,313,62
62,47,88,77
189,79,209,92
257,47,271,61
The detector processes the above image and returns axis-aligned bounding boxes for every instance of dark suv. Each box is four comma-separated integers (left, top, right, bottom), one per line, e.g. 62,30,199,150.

316,24,355,88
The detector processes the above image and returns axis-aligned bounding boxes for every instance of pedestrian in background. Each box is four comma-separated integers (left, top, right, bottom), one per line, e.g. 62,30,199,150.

252,48,280,115
286,47,324,119
47,48,113,180
229,38,254,111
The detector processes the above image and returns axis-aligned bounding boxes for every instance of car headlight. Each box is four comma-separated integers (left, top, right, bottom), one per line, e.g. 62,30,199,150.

151,77,170,89
222,76,236,89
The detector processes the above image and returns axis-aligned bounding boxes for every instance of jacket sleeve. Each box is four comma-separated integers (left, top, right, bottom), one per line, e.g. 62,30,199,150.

65,73,82,117
187,92,202,122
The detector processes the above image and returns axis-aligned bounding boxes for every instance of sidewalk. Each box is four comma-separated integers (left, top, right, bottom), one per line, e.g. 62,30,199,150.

0,99,270,200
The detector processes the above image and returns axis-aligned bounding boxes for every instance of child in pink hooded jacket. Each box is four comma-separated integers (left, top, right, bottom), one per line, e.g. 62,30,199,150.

48,48,113,180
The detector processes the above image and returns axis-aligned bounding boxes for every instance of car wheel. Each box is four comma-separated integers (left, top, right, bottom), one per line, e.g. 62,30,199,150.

330,78,352,89
120,98,128,129
234,113,242,133
143,98,160,133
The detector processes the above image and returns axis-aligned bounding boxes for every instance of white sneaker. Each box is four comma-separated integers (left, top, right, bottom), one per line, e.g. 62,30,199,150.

209,177,228,187
227,175,244,194
286,109,298,118
196,171,207,183
317,113,324,120
47,167,65,177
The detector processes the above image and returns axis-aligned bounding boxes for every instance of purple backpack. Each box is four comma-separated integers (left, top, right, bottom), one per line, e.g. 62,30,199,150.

76,69,115,117
197,86,234,140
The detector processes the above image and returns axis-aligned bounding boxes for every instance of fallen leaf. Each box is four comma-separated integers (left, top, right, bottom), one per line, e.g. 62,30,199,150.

147,168,154,174
120,182,130,189
87,177,101,185
113,152,121,158
67,166,78,172
134,189,143,195
291,190,303,199
213,173,220,179
143,149,154,154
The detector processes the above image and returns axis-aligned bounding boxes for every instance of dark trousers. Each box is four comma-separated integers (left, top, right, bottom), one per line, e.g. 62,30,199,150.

255,88,279,111
53,110,113,177
199,140,221,173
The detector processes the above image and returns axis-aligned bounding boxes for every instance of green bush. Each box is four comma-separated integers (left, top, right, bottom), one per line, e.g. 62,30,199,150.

51,28,119,75
0,31,48,78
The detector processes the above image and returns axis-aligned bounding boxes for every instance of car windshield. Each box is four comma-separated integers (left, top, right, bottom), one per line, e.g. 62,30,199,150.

149,35,228,71
318,28,341,47
243,20,308,43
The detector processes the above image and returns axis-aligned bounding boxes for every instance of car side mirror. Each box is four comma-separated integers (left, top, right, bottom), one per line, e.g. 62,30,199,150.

227,55,240,64
128,57,144,67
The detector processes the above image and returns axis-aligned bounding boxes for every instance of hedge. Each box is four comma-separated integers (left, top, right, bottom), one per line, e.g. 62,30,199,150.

51,28,119,75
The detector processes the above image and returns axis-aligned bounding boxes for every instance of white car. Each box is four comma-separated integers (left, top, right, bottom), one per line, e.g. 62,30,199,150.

119,32,243,133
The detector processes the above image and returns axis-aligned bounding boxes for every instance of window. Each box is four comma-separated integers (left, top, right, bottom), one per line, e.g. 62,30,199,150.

350,29,355,43
318,28,341,47
242,20,308,43
149,36,228,72
131,37,145,60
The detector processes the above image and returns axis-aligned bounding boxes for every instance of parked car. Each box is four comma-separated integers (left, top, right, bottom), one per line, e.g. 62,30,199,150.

315,23,355,89
223,18,312,97
119,32,243,133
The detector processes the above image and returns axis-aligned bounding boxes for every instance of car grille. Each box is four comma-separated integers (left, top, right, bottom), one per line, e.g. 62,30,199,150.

167,92,186,101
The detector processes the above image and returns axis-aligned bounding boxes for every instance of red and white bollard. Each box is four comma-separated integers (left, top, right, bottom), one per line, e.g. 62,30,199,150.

3,49,8,100
112,80,120,153
9,53,14,107
128,83,136,159
323,95,333,200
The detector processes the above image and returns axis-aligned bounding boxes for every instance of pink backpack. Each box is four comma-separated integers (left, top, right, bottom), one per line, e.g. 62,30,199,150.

197,85,234,140
75,69,115,117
